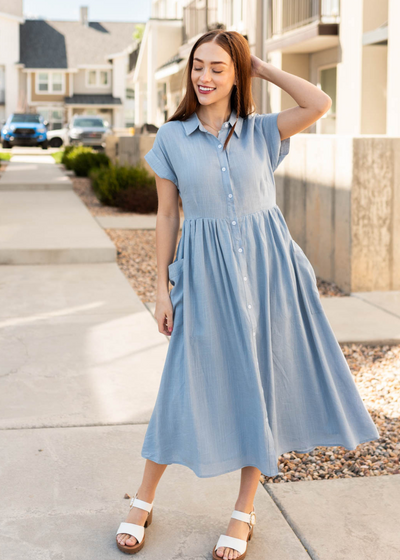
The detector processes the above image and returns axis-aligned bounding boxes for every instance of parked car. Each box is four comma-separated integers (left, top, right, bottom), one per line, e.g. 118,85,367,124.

66,116,111,149
46,127,67,148
1,113,48,149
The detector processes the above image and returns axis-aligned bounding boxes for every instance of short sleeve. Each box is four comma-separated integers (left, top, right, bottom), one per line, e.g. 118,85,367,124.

260,112,290,172
144,125,178,188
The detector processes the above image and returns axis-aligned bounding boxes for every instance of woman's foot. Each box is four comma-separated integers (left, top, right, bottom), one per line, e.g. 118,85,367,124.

116,490,154,548
215,509,253,560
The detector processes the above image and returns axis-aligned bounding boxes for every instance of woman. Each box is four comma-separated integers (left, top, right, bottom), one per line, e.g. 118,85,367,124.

116,30,380,559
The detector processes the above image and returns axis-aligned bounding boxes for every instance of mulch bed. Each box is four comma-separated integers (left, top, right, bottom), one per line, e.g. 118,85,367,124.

72,175,400,483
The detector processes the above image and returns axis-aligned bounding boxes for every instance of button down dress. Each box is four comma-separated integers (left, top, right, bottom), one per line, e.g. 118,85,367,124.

141,108,380,478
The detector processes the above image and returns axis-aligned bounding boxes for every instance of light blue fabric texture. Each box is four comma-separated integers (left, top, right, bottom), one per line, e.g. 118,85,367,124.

142,108,380,478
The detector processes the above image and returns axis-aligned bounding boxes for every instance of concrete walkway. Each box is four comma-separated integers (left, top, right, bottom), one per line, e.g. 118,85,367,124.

0,154,399,559
0,155,73,190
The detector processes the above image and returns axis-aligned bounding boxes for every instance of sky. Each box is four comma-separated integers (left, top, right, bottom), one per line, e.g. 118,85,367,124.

23,0,151,22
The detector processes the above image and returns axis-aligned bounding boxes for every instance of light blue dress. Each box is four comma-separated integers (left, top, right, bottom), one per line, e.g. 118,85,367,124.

142,108,380,478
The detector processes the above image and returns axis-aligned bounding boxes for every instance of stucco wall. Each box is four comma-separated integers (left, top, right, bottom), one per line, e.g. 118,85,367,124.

0,14,20,115
277,133,400,292
0,0,23,18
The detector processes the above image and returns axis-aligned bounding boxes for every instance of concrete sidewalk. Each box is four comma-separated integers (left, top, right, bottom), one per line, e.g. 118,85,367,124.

0,155,73,190
1,154,399,559
0,193,116,265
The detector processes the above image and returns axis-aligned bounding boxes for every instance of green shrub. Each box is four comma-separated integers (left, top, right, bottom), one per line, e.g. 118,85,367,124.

61,145,75,168
90,163,158,213
73,150,110,177
62,146,110,176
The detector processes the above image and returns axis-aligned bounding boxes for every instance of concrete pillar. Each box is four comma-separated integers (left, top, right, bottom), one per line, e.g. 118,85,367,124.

360,0,388,134
336,0,363,134
267,51,283,113
134,80,142,127
147,24,158,125
387,0,400,135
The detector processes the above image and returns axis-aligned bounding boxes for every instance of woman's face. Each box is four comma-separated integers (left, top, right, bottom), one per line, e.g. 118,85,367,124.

191,41,236,107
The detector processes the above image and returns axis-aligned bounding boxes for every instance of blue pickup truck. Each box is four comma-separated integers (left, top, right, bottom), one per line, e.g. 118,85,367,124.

1,113,48,149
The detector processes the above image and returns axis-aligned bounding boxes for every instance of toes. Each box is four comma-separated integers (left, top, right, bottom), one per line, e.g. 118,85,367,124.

125,536,138,547
117,533,137,547
216,547,224,557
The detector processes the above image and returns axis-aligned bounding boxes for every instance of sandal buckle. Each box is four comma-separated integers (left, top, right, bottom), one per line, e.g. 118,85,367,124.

249,511,256,526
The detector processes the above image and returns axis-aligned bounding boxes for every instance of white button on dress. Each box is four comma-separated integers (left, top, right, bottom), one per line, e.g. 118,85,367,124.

228,193,233,198
238,248,243,252
222,167,226,171
232,221,236,225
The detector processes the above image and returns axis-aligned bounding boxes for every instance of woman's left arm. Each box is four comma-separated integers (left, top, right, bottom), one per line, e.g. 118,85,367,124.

251,55,332,141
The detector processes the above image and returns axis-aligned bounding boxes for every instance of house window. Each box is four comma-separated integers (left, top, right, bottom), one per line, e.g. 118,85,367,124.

38,73,49,91
52,73,63,92
36,72,65,94
100,71,109,85
88,70,97,85
317,65,337,134
86,69,110,87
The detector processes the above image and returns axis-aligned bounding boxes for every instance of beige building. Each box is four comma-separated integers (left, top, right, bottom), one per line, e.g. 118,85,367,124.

133,0,399,138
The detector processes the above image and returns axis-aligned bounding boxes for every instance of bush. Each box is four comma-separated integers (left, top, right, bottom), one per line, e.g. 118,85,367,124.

61,145,75,168
62,146,110,176
90,163,158,213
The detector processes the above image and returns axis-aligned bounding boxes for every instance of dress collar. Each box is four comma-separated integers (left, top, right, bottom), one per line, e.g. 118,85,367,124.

182,107,243,138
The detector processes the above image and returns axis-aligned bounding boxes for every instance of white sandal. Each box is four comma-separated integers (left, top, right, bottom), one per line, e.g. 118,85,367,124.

115,491,154,554
212,507,256,560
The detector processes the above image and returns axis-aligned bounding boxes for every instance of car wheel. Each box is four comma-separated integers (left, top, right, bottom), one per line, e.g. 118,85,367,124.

2,140,11,149
49,137,63,148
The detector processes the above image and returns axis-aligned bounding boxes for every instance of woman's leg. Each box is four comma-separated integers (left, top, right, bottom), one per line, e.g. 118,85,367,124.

116,459,168,547
215,466,261,560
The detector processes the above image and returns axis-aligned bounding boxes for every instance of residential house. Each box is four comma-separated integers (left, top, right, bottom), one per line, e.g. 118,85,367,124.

17,6,142,129
0,0,23,123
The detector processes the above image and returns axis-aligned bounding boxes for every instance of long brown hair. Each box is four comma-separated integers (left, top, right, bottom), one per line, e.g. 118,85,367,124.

167,30,256,150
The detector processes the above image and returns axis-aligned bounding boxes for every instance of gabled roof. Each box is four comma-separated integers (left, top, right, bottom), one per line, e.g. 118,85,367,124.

19,19,142,69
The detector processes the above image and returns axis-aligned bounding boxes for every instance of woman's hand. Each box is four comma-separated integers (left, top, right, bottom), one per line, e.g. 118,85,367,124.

250,54,265,79
155,292,174,336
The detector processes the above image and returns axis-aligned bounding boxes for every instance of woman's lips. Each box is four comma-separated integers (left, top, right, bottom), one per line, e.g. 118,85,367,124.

198,86,216,94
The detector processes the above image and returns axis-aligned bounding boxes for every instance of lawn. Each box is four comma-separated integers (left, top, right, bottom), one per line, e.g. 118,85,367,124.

51,150,64,164
0,152,12,161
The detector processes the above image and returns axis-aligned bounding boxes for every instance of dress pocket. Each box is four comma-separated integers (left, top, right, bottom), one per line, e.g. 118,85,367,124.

168,257,184,286
168,257,185,328
290,239,323,315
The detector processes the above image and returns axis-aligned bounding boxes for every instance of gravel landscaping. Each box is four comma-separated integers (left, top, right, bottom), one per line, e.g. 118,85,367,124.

71,175,399,483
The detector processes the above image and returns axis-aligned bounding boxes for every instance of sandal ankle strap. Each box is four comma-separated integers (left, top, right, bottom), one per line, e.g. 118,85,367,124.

231,509,256,527
129,491,153,513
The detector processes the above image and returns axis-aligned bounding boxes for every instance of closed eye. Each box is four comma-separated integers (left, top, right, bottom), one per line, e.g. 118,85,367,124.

194,68,222,73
